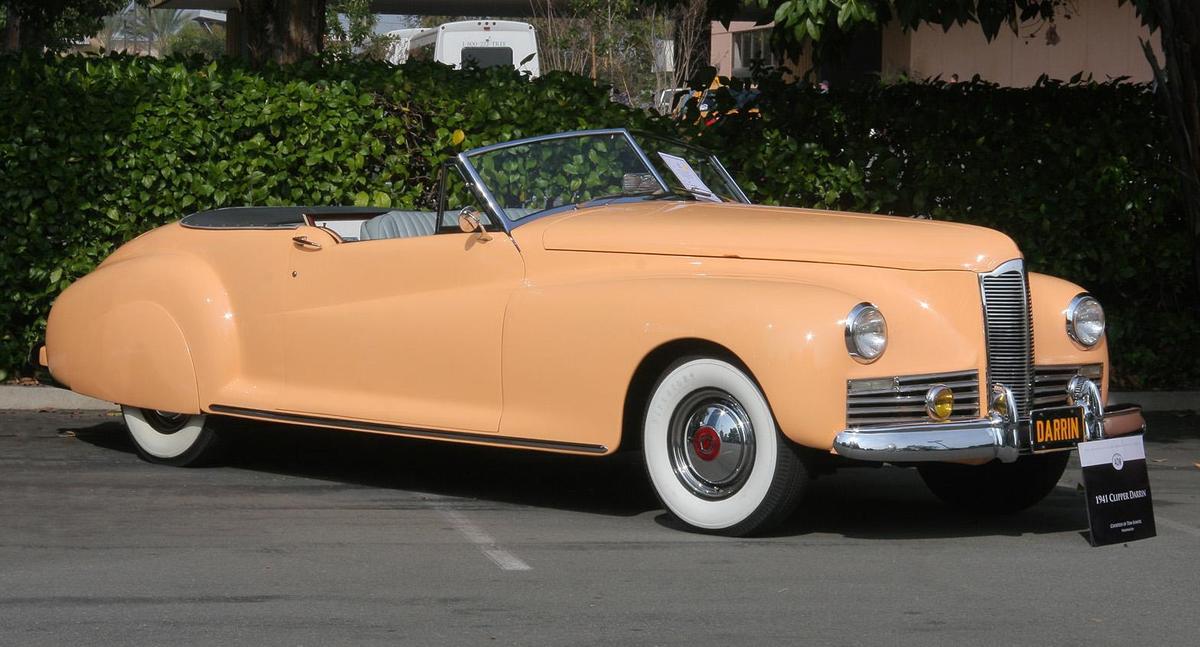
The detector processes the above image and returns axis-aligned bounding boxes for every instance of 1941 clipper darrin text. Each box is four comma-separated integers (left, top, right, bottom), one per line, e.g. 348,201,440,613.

42,129,1146,535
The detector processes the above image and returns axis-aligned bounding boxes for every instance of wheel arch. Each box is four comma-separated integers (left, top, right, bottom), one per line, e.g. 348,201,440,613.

619,338,751,453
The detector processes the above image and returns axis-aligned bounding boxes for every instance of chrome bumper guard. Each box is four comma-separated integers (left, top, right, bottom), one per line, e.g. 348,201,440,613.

832,378,1146,464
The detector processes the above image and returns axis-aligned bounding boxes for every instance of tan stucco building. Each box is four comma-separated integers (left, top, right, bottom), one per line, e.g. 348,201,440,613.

712,0,1161,86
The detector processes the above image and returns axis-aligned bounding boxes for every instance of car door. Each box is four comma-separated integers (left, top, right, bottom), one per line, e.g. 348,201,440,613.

279,217,523,433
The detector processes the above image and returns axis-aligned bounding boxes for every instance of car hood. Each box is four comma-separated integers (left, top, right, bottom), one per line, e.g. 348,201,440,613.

537,202,1020,272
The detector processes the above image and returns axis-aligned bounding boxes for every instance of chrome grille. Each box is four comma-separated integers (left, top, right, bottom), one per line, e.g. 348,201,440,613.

846,370,981,427
980,260,1034,415
1033,364,1103,408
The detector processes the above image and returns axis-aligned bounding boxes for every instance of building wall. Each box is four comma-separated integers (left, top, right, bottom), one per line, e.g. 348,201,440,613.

713,0,1162,87
886,0,1162,85
711,21,812,80
711,21,757,78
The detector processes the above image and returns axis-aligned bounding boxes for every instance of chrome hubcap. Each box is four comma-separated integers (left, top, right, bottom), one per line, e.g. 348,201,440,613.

668,389,755,499
143,409,189,435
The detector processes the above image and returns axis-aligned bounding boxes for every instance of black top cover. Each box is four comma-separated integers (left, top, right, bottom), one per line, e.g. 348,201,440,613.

180,206,390,229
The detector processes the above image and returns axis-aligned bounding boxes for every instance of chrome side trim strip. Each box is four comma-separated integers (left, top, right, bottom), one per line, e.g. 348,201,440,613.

207,404,609,454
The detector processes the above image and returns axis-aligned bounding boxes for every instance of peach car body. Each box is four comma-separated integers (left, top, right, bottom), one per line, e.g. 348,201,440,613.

42,128,1145,534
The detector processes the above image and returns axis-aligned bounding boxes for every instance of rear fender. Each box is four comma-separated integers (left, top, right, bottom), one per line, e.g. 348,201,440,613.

45,253,235,413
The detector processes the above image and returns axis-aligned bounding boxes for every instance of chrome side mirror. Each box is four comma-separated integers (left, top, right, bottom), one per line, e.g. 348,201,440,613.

457,207,492,241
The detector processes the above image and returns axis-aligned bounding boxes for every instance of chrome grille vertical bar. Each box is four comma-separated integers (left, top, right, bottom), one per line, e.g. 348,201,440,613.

980,259,1034,415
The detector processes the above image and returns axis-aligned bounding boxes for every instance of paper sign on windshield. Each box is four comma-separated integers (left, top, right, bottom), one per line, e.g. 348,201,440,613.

658,152,721,203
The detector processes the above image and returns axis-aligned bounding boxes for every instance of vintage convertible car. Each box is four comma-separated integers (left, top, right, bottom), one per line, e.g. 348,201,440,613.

42,128,1146,535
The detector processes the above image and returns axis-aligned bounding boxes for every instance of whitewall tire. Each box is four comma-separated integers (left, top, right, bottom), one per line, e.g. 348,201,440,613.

122,406,225,466
642,357,809,536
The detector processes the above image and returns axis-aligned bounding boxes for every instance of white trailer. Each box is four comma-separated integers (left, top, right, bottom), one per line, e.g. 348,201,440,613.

406,20,539,77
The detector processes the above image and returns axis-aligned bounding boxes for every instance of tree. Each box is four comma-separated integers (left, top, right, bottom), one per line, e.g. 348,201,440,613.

665,0,712,90
235,0,327,65
325,0,373,55
1,0,125,52
325,0,401,60
530,1,691,107
707,0,1200,290
542,1,655,99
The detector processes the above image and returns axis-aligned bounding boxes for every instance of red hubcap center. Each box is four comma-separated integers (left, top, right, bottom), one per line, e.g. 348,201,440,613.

692,426,721,461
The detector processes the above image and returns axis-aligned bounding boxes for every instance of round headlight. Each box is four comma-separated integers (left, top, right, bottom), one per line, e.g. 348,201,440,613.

1066,294,1105,348
845,303,887,363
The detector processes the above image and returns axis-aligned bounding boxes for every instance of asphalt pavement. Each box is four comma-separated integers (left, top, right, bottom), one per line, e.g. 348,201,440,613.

1,410,1197,646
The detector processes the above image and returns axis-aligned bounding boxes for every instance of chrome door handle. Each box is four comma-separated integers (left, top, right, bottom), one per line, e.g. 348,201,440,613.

292,235,321,249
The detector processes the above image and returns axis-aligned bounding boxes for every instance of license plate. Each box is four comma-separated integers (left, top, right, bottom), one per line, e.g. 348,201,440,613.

1030,405,1087,452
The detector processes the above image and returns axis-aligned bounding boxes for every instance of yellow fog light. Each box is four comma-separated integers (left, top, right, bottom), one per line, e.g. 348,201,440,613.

925,385,954,421
990,388,1010,419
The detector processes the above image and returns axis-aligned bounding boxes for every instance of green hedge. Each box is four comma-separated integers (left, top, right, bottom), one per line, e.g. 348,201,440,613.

1,54,1195,388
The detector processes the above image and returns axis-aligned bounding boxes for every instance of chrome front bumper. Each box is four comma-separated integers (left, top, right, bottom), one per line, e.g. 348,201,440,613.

832,380,1146,464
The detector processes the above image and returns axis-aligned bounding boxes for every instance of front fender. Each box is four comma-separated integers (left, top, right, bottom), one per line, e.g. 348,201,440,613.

500,275,878,451
1029,272,1110,399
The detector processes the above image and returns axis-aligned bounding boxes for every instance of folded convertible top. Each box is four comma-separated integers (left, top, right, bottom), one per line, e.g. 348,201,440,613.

180,206,391,230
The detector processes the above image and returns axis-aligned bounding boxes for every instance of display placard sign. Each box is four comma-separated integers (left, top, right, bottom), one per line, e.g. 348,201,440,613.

657,152,722,203
1078,435,1156,547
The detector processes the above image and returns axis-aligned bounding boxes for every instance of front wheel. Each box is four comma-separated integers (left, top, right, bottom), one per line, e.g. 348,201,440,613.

642,357,809,536
917,451,1070,514
122,406,225,467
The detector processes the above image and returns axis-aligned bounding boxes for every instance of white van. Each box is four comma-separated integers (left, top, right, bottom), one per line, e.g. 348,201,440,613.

406,20,539,77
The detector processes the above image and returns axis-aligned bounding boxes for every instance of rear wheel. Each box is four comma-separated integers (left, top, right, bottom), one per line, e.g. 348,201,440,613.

917,451,1070,514
642,357,809,536
122,406,225,466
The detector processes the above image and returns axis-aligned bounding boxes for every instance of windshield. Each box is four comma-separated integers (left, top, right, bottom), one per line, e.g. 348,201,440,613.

633,133,748,203
461,129,749,223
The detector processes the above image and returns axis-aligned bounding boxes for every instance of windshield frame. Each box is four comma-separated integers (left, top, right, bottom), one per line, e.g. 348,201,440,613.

454,128,749,233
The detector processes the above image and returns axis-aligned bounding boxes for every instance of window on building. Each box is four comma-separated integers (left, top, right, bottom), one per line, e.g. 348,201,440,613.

732,28,776,77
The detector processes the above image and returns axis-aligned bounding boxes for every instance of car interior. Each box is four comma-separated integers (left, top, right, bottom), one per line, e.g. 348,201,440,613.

305,162,499,243
307,208,496,243
299,160,546,243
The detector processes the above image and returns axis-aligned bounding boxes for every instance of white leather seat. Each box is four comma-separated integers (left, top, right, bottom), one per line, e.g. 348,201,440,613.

359,211,439,241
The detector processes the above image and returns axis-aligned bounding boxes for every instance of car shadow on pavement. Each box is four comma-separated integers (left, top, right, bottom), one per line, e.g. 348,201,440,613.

648,464,1089,540
775,467,1088,540
70,417,661,517
71,417,1089,539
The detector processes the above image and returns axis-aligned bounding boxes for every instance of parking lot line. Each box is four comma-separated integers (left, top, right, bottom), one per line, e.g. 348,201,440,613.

437,507,532,571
